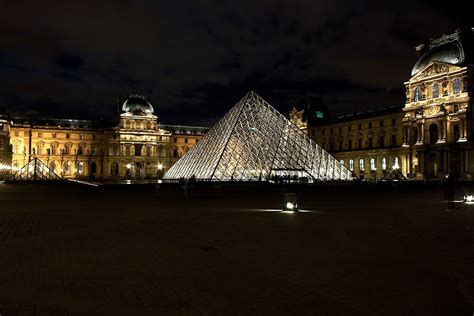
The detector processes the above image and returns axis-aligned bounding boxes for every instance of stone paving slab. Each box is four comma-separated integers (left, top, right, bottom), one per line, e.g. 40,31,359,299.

0,182,474,314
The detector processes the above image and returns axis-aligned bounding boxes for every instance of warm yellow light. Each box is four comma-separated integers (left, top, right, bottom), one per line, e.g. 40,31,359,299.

158,163,163,170
126,163,132,169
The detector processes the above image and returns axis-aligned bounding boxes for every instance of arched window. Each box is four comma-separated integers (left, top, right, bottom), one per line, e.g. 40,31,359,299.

50,161,56,173
339,159,344,166
432,82,439,98
381,157,387,170
63,161,70,175
429,124,439,145
76,161,84,175
359,158,365,171
453,78,461,94
349,159,354,171
393,157,400,170
413,87,421,102
110,162,119,175
370,158,376,171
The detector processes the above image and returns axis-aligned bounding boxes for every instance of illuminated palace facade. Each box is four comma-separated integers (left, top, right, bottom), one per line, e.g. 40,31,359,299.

0,96,208,179
293,28,474,180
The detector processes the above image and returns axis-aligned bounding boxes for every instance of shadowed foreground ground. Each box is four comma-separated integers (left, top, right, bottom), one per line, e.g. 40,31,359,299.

1,182,474,315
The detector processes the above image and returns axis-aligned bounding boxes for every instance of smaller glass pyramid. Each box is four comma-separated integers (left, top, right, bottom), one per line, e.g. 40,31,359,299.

164,91,352,182
12,158,62,181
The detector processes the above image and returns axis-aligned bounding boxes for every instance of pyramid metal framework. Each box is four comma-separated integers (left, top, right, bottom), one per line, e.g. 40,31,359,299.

164,91,352,182
11,158,63,181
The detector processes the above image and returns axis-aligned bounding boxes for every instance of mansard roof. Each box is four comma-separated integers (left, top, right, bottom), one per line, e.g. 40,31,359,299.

411,27,474,76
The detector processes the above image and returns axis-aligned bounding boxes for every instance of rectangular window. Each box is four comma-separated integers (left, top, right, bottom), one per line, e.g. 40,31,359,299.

173,138,177,143
380,120,384,127
392,118,396,126
348,140,352,150
358,124,361,130
348,126,352,132
349,159,354,171
15,131,19,137
339,141,343,150
173,148,178,157
92,134,96,140
79,133,84,140
66,133,70,139
184,138,188,143
38,132,42,138
379,136,384,148
368,122,372,129
368,138,373,148
358,139,362,149
52,132,56,138
391,135,397,146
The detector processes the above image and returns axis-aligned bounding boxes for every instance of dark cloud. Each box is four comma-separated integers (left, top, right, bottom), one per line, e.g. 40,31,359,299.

53,53,84,70
0,0,471,125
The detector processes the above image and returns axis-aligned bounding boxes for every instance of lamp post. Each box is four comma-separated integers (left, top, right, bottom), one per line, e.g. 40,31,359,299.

60,149,65,177
74,149,78,180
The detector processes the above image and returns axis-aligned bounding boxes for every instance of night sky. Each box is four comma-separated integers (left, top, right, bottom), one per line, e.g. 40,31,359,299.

0,1,471,126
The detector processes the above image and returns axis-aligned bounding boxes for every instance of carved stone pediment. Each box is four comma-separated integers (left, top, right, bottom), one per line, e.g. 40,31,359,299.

411,62,457,81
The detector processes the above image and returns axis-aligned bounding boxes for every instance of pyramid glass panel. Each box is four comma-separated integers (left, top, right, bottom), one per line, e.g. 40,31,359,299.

164,91,352,182
12,158,62,181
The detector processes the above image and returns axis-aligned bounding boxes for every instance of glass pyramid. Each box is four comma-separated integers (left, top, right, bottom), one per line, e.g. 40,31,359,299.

12,158,62,181
164,91,352,182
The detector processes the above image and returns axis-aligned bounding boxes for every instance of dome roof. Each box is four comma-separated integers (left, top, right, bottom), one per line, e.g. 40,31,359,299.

411,36,466,76
122,95,154,115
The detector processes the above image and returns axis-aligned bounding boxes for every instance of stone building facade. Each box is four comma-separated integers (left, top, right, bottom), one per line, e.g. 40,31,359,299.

295,28,474,181
0,95,208,179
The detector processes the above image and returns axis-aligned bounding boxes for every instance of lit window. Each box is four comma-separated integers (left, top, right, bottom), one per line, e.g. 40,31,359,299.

339,159,344,166
52,133,56,138
382,157,387,170
432,83,439,98
63,161,70,174
453,78,461,94
359,158,365,171
393,157,400,169
79,133,84,140
76,161,84,174
66,133,70,139
413,87,421,101
38,132,42,138
349,159,354,171
370,158,376,171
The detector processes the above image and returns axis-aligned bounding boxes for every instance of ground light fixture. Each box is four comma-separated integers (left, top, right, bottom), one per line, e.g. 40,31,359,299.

283,192,298,212
464,194,474,204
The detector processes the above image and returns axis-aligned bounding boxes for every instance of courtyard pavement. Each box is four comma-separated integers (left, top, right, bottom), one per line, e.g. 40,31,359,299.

0,181,474,315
